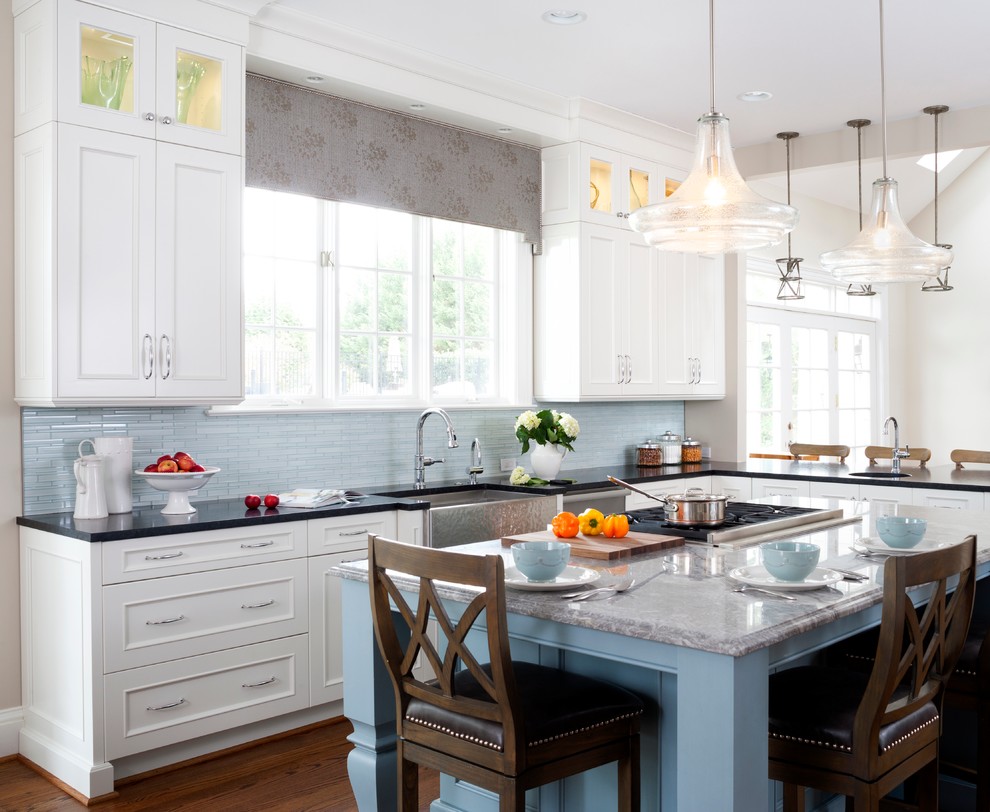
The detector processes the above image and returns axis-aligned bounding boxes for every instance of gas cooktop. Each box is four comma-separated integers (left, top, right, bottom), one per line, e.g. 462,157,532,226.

626,502,852,547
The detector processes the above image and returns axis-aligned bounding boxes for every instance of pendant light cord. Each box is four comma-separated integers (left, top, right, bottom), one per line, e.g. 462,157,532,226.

708,0,716,114
785,137,793,256
879,0,888,179
857,125,864,230
933,108,940,243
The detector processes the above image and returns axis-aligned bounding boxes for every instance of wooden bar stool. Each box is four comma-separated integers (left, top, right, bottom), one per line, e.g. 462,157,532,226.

950,449,990,469
368,535,644,811
865,445,931,467
768,537,977,811
788,443,851,464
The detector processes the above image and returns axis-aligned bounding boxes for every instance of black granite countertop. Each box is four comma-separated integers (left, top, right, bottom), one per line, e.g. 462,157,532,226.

20,459,990,543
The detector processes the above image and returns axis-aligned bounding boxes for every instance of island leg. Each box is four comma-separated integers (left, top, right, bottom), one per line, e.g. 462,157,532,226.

342,576,398,811
675,646,771,811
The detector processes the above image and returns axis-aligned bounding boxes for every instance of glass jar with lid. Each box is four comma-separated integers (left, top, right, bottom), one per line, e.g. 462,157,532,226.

682,437,703,463
637,440,663,467
658,431,682,465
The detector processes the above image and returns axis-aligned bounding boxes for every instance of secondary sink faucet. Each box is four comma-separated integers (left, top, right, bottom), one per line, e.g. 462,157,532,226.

883,416,910,475
414,407,458,489
467,437,484,485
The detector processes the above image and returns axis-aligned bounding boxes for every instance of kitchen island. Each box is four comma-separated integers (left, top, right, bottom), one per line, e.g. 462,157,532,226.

335,502,990,812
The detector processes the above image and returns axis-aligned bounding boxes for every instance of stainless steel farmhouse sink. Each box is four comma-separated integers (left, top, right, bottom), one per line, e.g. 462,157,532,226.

848,471,912,478
388,486,559,548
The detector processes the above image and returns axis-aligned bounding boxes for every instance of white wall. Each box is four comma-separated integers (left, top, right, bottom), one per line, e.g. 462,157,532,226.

900,149,990,466
0,3,23,750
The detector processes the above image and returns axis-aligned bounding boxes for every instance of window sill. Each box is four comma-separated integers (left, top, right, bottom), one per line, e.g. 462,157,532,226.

206,400,539,416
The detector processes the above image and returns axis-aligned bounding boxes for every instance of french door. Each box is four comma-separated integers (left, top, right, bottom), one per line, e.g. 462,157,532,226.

746,306,877,461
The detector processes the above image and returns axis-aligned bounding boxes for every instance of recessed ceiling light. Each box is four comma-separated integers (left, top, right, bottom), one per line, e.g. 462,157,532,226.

304,75,325,84
497,127,513,133
916,149,962,173
409,103,426,111
542,9,587,25
738,90,773,102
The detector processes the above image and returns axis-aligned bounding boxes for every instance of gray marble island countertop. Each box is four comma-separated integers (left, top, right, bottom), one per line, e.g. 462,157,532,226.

336,501,990,659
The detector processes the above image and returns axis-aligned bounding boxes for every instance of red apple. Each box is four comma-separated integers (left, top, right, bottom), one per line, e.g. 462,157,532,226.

190,464,206,472
177,456,196,471
173,451,191,460
264,493,280,508
244,494,262,509
156,454,173,464
157,459,179,473
143,463,159,472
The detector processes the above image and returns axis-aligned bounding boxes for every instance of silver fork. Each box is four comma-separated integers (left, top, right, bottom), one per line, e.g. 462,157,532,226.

732,584,796,601
561,577,635,601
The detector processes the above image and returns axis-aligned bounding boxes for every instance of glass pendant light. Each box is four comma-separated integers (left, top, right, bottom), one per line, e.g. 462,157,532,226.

775,132,804,300
845,119,877,297
628,0,798,254
920,104,954,292
821,0,952,283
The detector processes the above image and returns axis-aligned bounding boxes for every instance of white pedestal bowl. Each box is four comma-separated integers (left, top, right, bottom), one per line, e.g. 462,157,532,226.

135,467,221,514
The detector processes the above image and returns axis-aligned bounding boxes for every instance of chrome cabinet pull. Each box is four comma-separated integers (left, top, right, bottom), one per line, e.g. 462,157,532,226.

160,115,173,125
146,614,185,626
241,676,277,688
143,333,154,379
337,529,368,536
160,334,172,379
625,354,632,383
241,599,275,609
147,698,186,711
145,551,183,560
696,358,702,384
240,540,275,549
617,355,625,384
143,112,155,121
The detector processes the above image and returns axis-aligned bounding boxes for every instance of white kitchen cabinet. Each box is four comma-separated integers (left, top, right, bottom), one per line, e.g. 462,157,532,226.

709,475,753,502
535,222,660,400
17,0,242,155
659,251,726,398
15,122,242,405
912,487,985,510
625,478,688,510
808,480,861,502
857,484,913,515
541,142,680,229
19,508,401,799
13,0,244,406
751,477,811,499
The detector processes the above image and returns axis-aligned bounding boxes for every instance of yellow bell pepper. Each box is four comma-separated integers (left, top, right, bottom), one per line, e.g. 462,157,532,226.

578,508,605,536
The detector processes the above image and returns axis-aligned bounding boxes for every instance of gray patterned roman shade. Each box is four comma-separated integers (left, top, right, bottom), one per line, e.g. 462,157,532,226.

245,74,541,245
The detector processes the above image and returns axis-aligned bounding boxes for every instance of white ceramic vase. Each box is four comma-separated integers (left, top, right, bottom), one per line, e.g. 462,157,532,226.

530,443,565,480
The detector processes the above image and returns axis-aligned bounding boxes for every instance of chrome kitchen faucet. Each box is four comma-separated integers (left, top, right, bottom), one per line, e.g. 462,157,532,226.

414,407,458,488
467,438,484,485
883,416,910,476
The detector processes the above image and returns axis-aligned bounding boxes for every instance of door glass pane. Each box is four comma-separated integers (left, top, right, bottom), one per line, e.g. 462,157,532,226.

589,158,612,214
628,167,649,211
174,50,222,130
80,25,134,112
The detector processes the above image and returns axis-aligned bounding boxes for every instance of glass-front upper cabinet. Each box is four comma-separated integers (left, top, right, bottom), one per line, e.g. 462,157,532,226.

56,1,241,154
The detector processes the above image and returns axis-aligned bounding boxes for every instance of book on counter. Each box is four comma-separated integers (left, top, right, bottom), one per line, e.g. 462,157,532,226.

277,488,364,508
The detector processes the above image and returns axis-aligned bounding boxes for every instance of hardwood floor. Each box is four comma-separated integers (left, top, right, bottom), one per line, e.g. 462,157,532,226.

0,719,439,811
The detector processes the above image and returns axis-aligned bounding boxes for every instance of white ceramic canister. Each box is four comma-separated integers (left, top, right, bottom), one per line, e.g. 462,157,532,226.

91,436,134,513
74,440,108,520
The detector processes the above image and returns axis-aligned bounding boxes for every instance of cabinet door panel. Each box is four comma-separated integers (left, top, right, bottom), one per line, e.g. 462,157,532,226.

56,1,157,138
691,254,725,396
57,124,156,398
623,238,660,394
155,143,242,400
309,550,365,706
659,252,691,393
751,478,811,499
580,228,622,396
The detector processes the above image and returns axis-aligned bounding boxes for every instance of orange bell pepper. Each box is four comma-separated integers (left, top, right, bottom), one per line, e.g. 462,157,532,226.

551,511,580,539
602,513,630,539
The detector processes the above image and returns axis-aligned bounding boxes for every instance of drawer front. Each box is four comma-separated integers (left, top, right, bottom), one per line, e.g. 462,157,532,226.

104,635,309,760
307,511,397,556
625,479,685,510
104,559,308,672
103,523,306,584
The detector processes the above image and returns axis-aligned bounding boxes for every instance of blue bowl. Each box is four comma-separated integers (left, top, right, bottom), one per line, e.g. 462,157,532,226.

876,516,927,549
511,541,570,582
760,541,821,582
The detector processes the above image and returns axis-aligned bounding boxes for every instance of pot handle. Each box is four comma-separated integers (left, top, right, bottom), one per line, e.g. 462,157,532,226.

683,487,706,497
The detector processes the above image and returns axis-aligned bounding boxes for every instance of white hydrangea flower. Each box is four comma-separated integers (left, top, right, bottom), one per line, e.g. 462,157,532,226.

515,410,540,432
558,413,580,439
509,466,531,485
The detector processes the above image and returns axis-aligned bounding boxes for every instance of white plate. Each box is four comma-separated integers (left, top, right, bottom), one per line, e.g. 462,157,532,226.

504,566,601,591
728,565,844,591
859,537,953,556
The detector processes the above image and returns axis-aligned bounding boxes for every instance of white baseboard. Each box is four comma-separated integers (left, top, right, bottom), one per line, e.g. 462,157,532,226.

0,707,24,758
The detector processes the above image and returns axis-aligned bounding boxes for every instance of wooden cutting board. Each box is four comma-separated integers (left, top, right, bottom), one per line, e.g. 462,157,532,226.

501,530,683,560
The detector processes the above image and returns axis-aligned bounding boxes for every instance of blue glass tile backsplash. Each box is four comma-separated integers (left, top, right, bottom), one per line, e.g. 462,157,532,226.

20,402,685,515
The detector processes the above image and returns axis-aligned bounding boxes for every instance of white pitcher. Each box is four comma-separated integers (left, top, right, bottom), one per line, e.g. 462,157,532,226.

74,440,108,520
92,436,134,514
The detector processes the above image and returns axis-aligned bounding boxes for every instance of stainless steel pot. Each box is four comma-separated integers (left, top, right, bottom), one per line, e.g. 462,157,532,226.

606,477,729,526
662,487,729,526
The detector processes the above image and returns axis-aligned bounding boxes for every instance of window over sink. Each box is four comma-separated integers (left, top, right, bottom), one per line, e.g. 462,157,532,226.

240,188,532,409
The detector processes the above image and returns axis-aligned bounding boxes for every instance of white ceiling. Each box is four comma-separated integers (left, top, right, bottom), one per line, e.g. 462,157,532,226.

261,0,990,217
